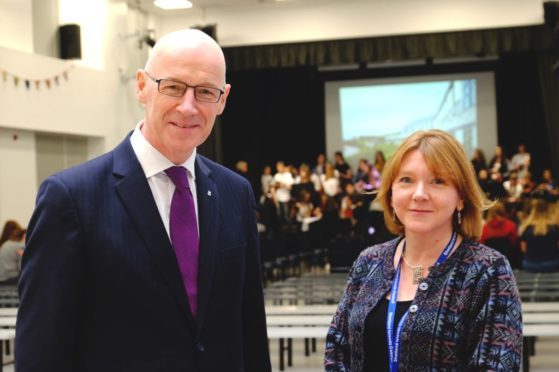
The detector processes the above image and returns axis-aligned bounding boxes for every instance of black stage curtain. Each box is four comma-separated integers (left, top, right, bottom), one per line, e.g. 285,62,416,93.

221,66,325,177
494,52,554,181
223,25,550,71
537,51,559,178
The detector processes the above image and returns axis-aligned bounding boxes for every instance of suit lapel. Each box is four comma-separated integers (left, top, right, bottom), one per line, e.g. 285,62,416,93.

195,156,219,334
112,137,195,328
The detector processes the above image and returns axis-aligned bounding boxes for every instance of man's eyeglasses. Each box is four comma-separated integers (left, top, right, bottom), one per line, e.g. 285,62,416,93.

144,71,224,103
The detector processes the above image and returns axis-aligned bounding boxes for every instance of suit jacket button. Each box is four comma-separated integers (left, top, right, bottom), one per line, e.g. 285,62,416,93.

409,305,418,313
197,342,205,352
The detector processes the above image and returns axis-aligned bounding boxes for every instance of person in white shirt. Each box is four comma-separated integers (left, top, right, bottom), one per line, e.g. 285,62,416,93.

273,161,294,223
321,162,341,197
510,143,531,179
503,172,524,202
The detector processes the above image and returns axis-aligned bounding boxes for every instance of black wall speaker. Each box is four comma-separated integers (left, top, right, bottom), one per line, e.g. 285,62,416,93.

59,24,82,60
544,2,559,50
544,1,559,27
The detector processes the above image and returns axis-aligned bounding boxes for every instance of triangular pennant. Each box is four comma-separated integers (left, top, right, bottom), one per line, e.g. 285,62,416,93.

0,67,71,89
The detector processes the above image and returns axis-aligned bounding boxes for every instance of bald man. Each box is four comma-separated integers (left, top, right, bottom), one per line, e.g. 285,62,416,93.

16,29,271,372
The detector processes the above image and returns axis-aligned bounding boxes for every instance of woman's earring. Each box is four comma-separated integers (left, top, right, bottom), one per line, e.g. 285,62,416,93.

457,210,462,225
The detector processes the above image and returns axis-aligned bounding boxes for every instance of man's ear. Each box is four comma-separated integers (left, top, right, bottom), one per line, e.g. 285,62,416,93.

216,83,231,115
136,69,147,104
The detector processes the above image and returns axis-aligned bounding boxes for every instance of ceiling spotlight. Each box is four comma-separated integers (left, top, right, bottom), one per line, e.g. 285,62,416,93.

153,0,193,10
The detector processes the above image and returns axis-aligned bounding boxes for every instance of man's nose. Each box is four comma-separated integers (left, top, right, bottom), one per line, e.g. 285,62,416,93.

176,88,197,113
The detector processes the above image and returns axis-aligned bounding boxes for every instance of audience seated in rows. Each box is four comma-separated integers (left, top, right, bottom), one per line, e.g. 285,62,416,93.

238,143,558,274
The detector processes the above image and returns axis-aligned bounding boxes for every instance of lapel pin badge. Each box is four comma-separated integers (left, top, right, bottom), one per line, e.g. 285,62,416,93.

207,190,212,197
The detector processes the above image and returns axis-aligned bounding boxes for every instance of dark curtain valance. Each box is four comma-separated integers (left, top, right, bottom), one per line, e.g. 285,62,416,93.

223,25,552,70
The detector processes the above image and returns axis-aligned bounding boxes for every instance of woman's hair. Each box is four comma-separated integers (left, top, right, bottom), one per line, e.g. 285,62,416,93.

0,220,23,247
472,148,487,163
324,162,336,180
376,129,492,239
11,228,26,242
519,198,554,236
374,151,386,172
486,201,507,221
298,163,311,182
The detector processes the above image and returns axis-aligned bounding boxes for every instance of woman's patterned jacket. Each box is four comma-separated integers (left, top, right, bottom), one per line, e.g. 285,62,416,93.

324,237,522,371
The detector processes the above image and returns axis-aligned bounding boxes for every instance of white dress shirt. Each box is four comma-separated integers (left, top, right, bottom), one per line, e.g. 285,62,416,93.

273,171,294,203
130,122,199,238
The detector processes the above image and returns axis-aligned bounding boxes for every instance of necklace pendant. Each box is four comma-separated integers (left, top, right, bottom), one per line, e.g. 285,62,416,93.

412,267,423,284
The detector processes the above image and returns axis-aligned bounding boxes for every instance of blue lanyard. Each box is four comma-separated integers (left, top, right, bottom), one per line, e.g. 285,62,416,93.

386,232,457,372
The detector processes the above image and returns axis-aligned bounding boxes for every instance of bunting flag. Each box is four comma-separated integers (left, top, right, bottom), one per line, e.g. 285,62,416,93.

0,64,74,91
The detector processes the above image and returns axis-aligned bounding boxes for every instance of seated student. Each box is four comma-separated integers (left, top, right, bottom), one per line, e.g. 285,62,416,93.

477,169,506,200
532,168,559,202
0,228,25,284
503,171,523,203
480,202,520,268
520,198,559,272
0,220,23,248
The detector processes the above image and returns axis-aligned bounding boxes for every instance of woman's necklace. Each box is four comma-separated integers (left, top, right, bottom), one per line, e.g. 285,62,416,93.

401,245,431,285
401,233,458,285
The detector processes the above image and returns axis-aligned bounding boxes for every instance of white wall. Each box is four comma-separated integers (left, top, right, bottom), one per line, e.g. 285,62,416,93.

159,0,546,47
0,47,112,138
0,128,37,227
0,0,33,52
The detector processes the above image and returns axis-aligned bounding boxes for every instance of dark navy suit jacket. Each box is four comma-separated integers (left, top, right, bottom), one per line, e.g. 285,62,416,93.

16,135,271,372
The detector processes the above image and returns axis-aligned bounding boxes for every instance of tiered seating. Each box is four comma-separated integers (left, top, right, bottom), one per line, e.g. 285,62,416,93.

515,271,559,302
264,273,346,305
265,271,559,371
0,285,18,308
0,285,17,371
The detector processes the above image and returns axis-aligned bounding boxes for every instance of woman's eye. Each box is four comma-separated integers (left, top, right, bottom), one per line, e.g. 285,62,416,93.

432,178,445,185
399,176,412,183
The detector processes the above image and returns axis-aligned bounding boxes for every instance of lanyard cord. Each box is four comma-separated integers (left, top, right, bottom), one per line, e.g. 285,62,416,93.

386,231,457,372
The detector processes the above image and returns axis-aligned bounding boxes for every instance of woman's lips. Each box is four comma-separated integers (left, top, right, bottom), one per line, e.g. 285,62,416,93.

409,209,432,213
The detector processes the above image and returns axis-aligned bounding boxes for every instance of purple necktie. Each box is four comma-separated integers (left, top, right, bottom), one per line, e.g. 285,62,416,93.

165,166,199,318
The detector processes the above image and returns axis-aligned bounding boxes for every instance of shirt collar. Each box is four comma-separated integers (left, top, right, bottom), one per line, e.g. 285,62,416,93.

130,121,197,180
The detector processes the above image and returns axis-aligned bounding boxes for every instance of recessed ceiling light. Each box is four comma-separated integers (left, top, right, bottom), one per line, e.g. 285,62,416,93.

153,0,193,10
